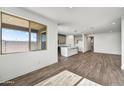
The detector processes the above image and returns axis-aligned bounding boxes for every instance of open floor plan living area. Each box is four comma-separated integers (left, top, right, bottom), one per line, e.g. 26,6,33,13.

0,7,124,86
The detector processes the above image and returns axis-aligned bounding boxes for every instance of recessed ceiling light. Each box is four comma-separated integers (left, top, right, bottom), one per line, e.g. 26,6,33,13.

69,7,73,8
112,22,116,25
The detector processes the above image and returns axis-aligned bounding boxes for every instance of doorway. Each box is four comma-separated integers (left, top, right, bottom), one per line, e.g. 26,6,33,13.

89,36,94,52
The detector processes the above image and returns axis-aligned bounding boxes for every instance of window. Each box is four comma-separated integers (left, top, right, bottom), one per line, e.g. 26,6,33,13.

2,28,29,53
1,13,29,54
30,32,37,50
30,21,47,50
0,12,47,54
41,32,47,50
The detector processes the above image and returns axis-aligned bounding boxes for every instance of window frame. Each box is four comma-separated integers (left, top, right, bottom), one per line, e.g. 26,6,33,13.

29,21,47,51
41,31,47,50
0,12,47,55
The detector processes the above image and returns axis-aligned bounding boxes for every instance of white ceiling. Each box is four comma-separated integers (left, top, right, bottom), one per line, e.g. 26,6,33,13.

23,7,124,35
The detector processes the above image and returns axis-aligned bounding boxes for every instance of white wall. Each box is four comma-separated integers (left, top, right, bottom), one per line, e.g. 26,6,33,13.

0,8,58,83
66,35,74,47
121,17,124,70
94,32,121,55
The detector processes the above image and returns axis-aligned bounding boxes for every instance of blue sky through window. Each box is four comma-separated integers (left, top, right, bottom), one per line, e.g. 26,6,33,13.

31,32,37,42
2,28,36,41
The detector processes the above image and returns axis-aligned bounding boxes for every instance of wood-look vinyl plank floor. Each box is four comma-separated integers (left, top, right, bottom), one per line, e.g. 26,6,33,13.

0,52,124,86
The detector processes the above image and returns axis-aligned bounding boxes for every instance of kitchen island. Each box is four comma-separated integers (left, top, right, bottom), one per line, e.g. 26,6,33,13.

60,46,78,57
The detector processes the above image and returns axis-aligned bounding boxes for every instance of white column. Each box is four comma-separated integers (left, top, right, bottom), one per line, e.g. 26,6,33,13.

82,33,85,52
121,17,124,70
